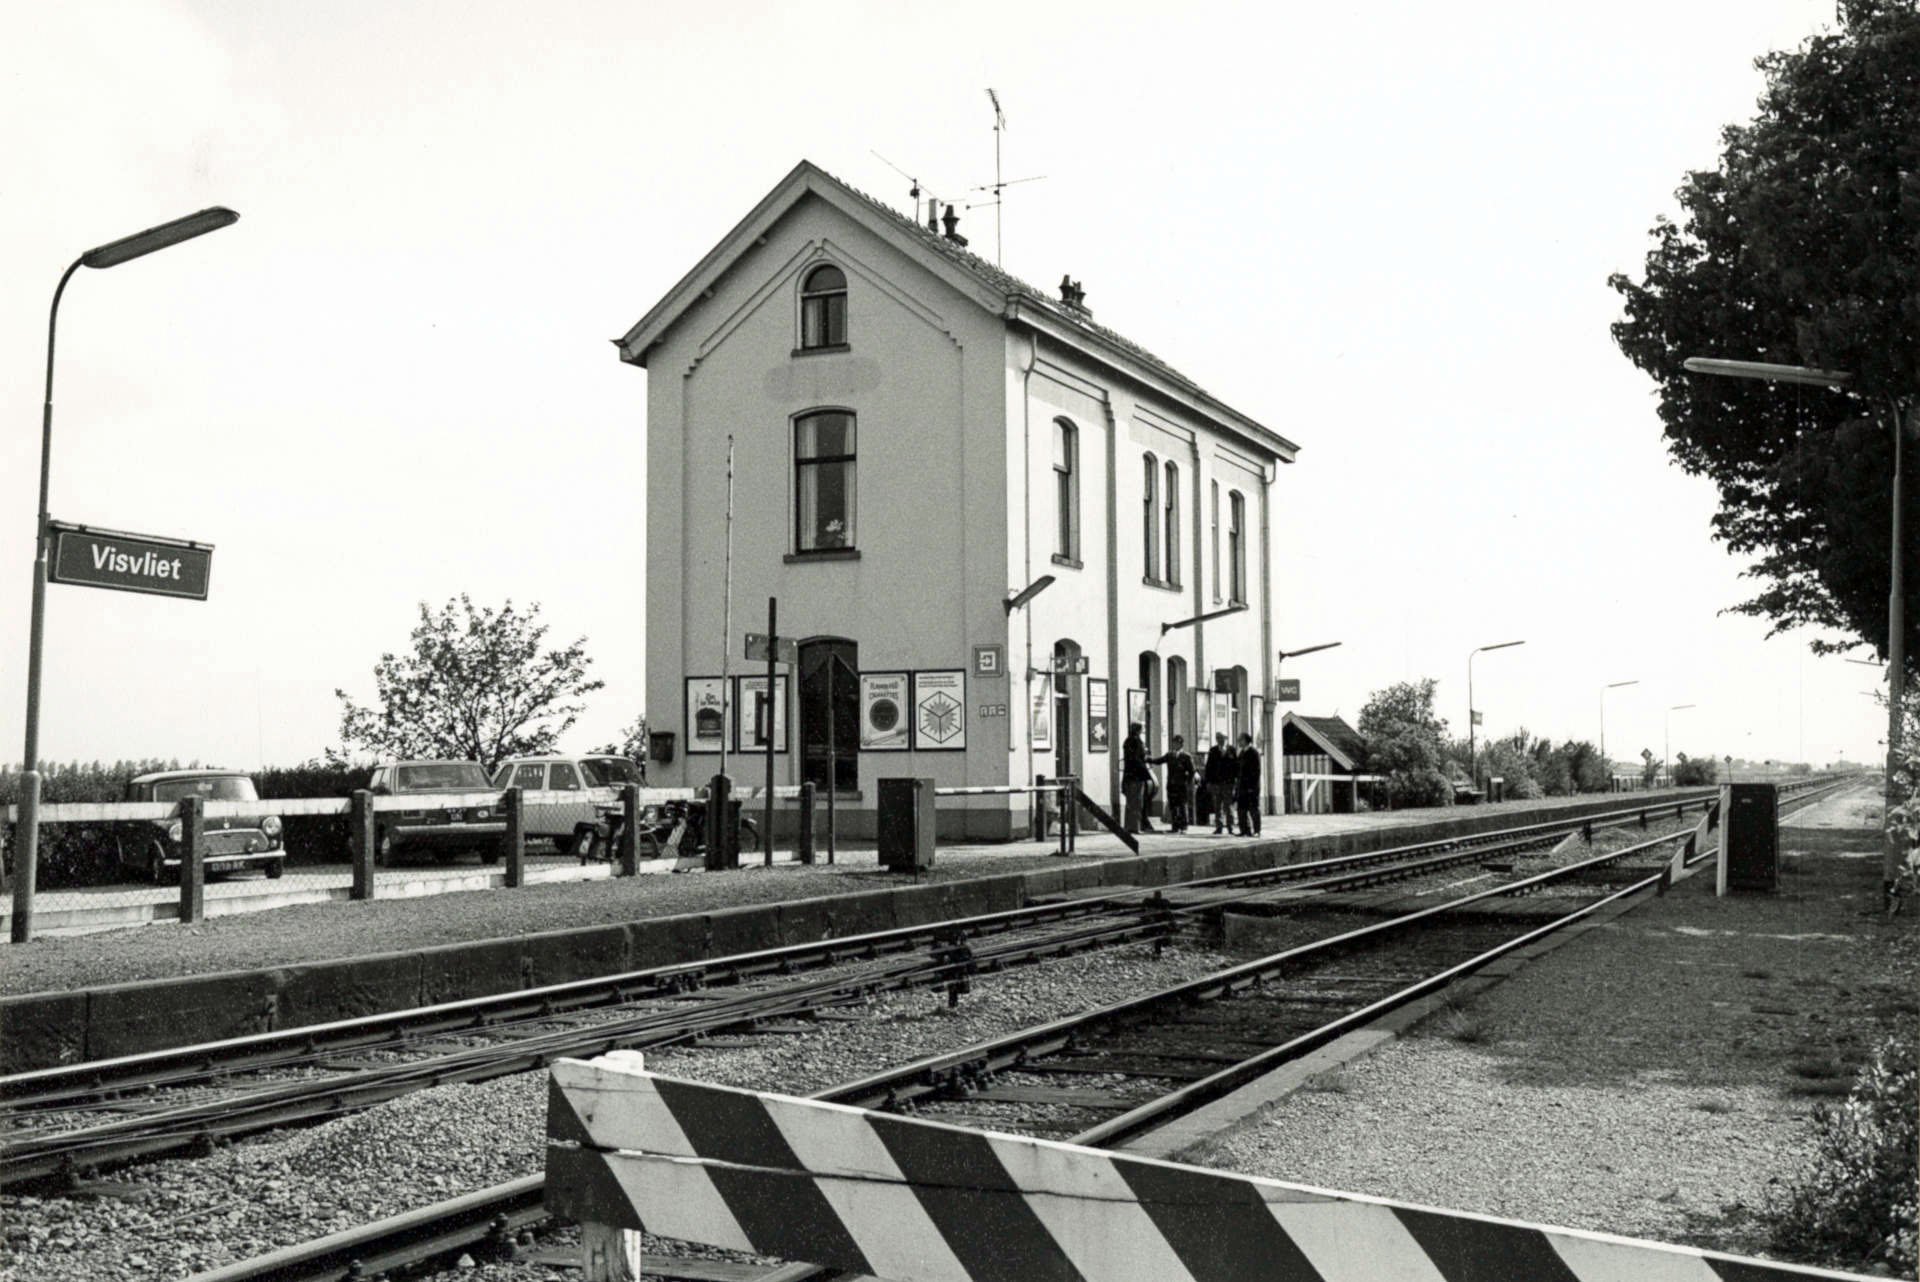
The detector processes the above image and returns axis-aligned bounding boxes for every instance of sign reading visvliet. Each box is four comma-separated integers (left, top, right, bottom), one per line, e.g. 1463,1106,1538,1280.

48,522,212,601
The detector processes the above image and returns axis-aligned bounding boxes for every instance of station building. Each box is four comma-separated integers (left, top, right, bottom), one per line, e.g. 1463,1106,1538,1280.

620,161,1300,838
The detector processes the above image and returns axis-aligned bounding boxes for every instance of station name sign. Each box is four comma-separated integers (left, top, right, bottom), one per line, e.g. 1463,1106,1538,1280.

47,522,212,601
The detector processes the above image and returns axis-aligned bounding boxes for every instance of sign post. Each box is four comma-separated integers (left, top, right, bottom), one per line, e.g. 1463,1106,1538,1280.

46,522,213,599
745,604,792,866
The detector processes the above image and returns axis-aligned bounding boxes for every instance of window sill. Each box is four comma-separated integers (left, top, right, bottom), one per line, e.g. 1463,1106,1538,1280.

1050,554,1082,570
791,343,852,358
1141,576,1183,593
785,548,861,563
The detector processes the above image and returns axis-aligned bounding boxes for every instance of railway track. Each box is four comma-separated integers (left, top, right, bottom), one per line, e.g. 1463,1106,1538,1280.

173,777,1848,1282
0,787,1758,1188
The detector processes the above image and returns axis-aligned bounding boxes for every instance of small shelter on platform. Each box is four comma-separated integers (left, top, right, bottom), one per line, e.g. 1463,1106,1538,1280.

1281,712,1378,813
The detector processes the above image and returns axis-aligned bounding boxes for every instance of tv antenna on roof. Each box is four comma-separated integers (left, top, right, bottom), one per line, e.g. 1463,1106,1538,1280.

871,150,942,227
975,89,1046,266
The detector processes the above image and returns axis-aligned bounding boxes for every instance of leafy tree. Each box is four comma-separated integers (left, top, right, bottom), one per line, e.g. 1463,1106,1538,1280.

1608,0,1918,671
1673,752,1720,786
334,596,603,772
1642,748,1659,787
594,714,649,763
1357,679,1454,808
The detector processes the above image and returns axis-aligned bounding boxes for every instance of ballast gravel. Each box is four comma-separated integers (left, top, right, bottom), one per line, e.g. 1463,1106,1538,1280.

0,940,1235,1282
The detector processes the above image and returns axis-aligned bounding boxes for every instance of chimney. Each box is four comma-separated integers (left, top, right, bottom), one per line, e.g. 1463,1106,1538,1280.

928,201,940,233
1058,275,1090,316
940,204,968,247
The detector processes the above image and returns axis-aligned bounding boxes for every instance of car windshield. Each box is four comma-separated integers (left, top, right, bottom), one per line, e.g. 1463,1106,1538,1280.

580,758,642,786
153,776,259,803
397,763,490,790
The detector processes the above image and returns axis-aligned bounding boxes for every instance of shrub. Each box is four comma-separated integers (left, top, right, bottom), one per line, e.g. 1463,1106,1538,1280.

1672,752,1719,786
1770,1030,1917,1274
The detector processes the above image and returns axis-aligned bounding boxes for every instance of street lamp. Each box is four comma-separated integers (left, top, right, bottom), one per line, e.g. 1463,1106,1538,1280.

1684,354,1909,897
1467,640,1525,790
1665,704,1696,789
1601,679,1638,775
14,207,238,943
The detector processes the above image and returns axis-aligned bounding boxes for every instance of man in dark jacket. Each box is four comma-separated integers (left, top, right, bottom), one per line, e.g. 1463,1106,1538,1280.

1235,732,1263,836
1121,722,1157,834
1150,735,1195,832
1203,733,1236,834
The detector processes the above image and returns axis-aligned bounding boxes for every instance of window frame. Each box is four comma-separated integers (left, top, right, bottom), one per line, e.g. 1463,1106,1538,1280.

798,263,849,352
793,409,858,555
1052,418,1080,566
1142,453,1161,584
1228,489,1246,605
1210,480,1221,603
1162,459,1181,589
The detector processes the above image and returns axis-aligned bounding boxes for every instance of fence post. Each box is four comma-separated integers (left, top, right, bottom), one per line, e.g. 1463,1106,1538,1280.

618,784,639,877
9,771,40,943
350,789,376,900
178,796,206,924
797,782,816,864
503,787,525,887
706,774,737,871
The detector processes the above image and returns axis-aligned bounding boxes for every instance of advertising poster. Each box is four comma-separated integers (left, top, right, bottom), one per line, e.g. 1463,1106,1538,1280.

1126,688,1148,734
860,672,910,751
1030,675,1054,752
733,675,789,754
685,677,729,754
911,670,967,751
1086,678,1111,753
1214,692,1234,742
1193,688,1213,746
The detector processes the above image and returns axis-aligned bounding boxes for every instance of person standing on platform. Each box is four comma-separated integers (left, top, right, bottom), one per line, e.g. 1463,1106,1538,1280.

1151,735,1195,833
1121,722,1157,834
1204,733,1237,835
1235,732,1263,836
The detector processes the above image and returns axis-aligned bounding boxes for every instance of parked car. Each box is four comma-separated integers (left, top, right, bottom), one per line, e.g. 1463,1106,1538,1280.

489,754,645,859
368,760,504,865
115,770,285,884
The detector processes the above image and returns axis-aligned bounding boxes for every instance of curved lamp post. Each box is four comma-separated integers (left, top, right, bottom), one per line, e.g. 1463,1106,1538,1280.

1600,679,1638,767
14,207,238,943
1684,355,1909,897
1467,640,1525,790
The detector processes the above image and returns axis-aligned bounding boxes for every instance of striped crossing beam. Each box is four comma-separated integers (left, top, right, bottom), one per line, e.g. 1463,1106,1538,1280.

545,1052,1873,1282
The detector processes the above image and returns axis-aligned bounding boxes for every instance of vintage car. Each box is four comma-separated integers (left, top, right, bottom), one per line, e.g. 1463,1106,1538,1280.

489,754,645,858
116,769,285,883
367,760,505,864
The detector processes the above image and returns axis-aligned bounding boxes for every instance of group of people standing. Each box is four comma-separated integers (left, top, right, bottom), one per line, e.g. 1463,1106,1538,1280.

1121,724,1262,837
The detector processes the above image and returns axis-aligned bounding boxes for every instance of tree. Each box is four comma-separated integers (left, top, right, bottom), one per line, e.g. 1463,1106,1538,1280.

594,714,649,763
1357,679,1454,808
334,596,603,772
1608,0,1918,671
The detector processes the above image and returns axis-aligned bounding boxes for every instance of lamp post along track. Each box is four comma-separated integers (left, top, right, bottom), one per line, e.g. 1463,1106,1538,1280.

177,778,1845,1282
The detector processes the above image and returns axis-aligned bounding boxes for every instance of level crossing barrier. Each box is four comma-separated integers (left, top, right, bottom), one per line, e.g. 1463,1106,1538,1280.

545,1051,1874,1282
931,778,1079,855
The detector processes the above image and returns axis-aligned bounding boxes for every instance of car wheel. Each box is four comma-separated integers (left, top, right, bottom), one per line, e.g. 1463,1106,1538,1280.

264,860,284,880
551,837,574,857
480,844,500,865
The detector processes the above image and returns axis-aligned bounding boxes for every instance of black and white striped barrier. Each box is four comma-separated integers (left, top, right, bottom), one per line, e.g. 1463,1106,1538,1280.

545,1051,1870,1282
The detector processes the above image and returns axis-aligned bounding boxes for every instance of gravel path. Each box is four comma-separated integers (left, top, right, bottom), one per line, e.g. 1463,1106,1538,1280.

0,939,1235,1281
1192,841,1918,1267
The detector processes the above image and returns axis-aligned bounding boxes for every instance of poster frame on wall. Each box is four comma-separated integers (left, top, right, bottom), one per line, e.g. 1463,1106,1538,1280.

1250,694,1267,750
684,677,730,755
910,669,968,751
1193,687,1213,746
732,674,790,754
1086,677,1111,754
1125,688,1148,737
1030,674,1054,752
859,671,911,751
1214,691,1234,743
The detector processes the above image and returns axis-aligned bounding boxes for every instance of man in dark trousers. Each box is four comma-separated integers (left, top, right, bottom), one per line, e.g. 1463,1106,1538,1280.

1150,734,1195,832
1121,722,1157,834
1203,733,1237,834
1235,732,1263,836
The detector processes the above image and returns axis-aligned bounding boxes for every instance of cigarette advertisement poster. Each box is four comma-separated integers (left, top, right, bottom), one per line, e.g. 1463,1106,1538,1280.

911,670,967,751
1126,688,1148,734
1193,688,1213,746
1030,675,1053,752
860,672,910,751
685,677,729,754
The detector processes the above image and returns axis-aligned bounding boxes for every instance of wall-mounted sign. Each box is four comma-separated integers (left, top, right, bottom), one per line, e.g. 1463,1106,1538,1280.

48,521,212,600
685,677,729,754
1126,688,1148,735
1274,678,1301,703
1086,678,1110,754
1193,688,1214,746
860,672,909,751
912,670,967,751
972,644,1005,679
745,633,798,664
978,703,1008,718
1050,654,1090,675
734,674,789,753
1030,675,1054,752
1213,692,1234,742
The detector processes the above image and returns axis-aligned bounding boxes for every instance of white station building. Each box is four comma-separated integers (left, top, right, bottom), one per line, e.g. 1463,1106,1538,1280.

620,161,1300,838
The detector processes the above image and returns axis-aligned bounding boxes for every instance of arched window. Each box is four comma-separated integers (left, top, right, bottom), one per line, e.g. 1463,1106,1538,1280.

1143,454,1160,582
1228,490,1246,604
799,264,847,349
1163,460,1181,589
795,410,856,551
1053,419,1079,562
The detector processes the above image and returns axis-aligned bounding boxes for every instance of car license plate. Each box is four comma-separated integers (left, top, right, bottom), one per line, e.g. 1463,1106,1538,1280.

446,808,463,823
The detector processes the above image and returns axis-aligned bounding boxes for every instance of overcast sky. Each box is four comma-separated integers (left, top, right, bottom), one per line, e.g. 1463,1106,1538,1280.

1,0,1890,775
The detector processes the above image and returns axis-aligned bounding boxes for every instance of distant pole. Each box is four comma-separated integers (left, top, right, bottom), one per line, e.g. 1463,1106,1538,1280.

825,655,837,864
763,596,777,867
1601,679,1639,760
1467,640,1526,790
720,436,734,783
